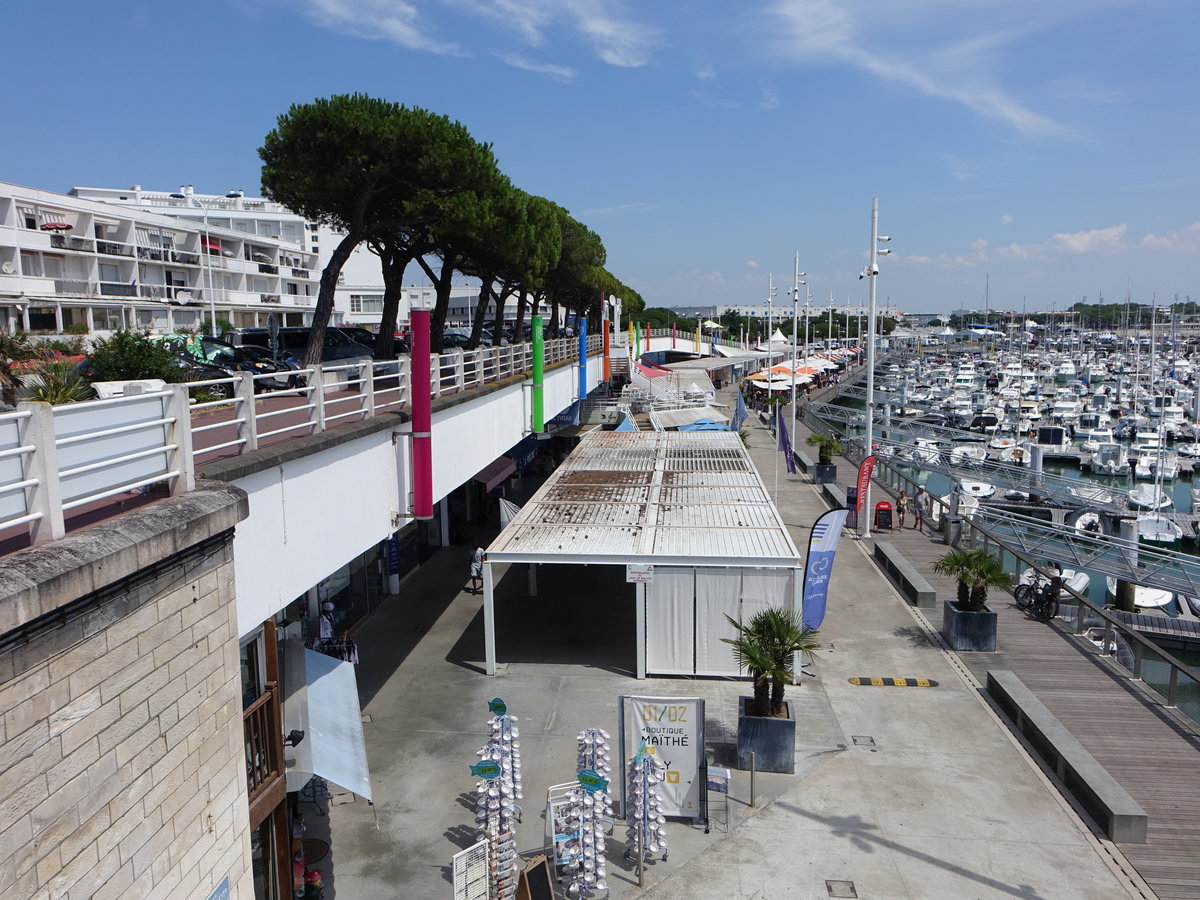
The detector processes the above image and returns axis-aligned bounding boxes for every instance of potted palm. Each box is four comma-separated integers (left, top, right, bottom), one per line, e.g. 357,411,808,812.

806,433,842,484
932,548,1012,651
723,608,820,774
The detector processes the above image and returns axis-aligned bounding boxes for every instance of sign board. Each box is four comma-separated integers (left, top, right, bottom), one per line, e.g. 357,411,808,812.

547,790,582,877
626,564,654,584
452,839,490,900
706,767,731,795
516,856,554,900
488,698,507,716
618,696,706,822
577,769,608,794
206,879,230,900
470,761,502,780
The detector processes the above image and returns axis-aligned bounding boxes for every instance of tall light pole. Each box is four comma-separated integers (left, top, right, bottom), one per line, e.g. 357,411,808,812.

765,274,777,361
171,188,240,336
789,252,806,452
861,198,892,537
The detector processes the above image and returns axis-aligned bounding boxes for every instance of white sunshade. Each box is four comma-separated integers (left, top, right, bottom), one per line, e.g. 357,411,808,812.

650,406,730,429
485,430,801,567
282,641,373,801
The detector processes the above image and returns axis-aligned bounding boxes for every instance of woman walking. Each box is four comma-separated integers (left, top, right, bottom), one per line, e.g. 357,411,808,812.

896,490,909,529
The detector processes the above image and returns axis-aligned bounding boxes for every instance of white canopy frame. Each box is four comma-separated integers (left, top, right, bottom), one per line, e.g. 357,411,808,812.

481,431,802,677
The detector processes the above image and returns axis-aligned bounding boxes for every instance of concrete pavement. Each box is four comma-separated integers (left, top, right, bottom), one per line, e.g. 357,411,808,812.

324,391,1149,899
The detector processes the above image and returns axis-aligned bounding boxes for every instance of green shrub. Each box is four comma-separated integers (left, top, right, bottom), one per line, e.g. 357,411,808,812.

86,330,181,382
22,360,94,404
64,323,90,336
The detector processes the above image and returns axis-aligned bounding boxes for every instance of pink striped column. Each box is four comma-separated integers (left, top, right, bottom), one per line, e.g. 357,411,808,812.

410,309,433,520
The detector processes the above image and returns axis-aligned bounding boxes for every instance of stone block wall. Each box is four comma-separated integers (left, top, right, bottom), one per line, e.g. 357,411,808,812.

0,483,252,900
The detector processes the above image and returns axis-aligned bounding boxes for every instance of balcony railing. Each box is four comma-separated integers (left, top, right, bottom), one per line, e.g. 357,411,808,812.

244,682,283,806
257,263,279,275
97,240,133,257
50,235,96,252
291,268,309,279
99,282,138,297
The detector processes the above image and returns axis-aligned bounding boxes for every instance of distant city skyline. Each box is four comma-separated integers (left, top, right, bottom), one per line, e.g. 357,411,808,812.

4,1,1197,314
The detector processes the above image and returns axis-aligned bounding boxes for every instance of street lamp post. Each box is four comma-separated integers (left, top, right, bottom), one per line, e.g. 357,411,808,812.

170,188,241,336
861,198,892,537
765,274,777,362
789,252,806,454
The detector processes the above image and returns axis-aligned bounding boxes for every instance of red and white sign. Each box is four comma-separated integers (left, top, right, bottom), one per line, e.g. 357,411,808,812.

856,455,877,515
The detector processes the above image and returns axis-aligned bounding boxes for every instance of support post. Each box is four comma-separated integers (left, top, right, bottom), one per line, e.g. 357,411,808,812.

164,384,196,496
527,563,538,597
531,317,545,433
603,326,611,383
233,372,259,454
19,402,65,546
636,581,647,679
483,562,496,675
411,309,434,520
578,318,587,402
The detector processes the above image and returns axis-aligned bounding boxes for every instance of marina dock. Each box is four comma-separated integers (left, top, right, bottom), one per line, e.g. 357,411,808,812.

782,402,1200,899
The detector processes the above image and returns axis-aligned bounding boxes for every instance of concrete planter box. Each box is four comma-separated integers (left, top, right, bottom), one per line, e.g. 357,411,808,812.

736,696,795,774
813,463,838,484
941,599,997,652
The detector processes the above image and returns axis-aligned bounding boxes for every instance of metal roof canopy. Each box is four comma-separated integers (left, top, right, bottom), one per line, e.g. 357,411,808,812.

485,430,801,568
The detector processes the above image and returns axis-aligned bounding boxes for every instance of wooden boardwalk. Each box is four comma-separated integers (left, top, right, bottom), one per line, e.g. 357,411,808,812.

789,411,1200,900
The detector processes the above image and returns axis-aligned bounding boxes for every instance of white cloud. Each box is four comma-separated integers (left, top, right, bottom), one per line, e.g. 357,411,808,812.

747,260,759,268
693,92,740,110
300,0,462,54
999,214,1013,224
1142,222,1200,252
577,202,656,217
762,0,1073,138
992,224,1128,261
758,87,781,110
453,0,659,66
497,53,577,80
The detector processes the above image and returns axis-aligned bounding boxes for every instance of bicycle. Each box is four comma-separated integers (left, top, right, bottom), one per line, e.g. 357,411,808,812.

1013,563,1062,609
1029,579,1060,622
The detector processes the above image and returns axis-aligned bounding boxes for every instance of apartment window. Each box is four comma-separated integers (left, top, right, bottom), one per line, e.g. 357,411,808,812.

29,307,56,331
20,251,41,277
43,256,63,279
94,307,124,330
18,206,37,229
98,263,119,282
349,294,383,313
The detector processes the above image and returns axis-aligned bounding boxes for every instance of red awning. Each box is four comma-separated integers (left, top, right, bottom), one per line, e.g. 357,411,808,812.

473,456,516,493
203,240,222,252
40,222,72,232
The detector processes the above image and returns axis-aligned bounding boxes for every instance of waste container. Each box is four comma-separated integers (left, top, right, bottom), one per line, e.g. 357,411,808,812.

942,514,962,546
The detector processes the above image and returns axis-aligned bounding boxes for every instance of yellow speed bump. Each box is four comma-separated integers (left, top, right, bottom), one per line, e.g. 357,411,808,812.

848,677,938,687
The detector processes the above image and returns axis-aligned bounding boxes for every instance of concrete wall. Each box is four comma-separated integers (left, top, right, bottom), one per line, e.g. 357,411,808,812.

219,352,602,638
0,483,252,900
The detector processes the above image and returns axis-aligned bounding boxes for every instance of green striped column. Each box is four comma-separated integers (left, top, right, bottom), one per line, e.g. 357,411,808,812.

531,316,545,433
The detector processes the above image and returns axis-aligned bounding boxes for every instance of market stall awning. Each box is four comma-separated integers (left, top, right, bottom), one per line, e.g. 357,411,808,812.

473,456,516,493
282,640,372,801
651,405,730,430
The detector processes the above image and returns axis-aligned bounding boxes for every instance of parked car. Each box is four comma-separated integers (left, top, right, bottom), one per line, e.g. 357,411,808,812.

161,334,301,393
335,326,378,353
74,343,239,399
223,327,374,366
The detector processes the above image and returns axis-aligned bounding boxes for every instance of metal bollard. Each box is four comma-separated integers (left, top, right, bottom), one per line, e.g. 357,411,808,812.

750,752,757,808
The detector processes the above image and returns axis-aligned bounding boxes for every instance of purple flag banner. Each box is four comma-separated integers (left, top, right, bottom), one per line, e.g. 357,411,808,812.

776,404,796,474
802,508,849,630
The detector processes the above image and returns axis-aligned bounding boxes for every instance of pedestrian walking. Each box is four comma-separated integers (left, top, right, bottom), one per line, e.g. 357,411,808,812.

896,490,909,529
913,489,927,533
469,542,485,594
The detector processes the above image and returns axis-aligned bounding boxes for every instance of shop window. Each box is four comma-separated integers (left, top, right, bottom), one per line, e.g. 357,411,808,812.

28,308,56,331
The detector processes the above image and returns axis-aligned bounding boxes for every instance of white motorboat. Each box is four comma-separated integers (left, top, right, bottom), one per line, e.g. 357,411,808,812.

1105,576,1173,609
1090,443,1129,476
1128,483,1173,511
949,444,987,467
999,443,1031,466
907,438,941,465
1175,442,1200,458
1136,512,1183,548
988,435,1017,451
959,479,996,499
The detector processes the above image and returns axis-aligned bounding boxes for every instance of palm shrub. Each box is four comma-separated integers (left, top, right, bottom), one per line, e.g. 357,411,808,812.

723,608,821,717
22,360,94,404
806,433,843,465
85,330,180,382
932,548,1012,612
0,331,37,407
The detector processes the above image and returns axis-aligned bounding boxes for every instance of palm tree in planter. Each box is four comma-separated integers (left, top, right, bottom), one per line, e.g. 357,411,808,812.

805,433,843,484
932,548,1013,651
723,608,820,773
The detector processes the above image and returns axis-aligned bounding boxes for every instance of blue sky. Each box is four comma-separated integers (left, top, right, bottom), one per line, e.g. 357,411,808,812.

7,0,1199,314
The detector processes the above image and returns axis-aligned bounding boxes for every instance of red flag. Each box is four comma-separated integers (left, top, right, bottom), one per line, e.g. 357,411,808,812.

856,455,876,516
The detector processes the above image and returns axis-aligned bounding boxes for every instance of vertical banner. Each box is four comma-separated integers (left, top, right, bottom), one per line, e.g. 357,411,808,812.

618,696,705,822
776,405,796,474
410,308,433,520
801,508,849,630
855,455,877,516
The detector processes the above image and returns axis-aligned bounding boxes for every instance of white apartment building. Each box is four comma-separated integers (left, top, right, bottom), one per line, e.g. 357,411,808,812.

75,185,491,333
0,181,319,335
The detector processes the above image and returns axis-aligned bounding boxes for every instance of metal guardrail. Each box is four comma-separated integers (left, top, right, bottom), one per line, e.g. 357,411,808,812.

0,334,601,547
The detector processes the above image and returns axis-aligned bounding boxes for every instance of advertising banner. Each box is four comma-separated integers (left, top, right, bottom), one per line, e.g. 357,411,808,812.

618,696,705,821
801,508,849,631
855,455,877,516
